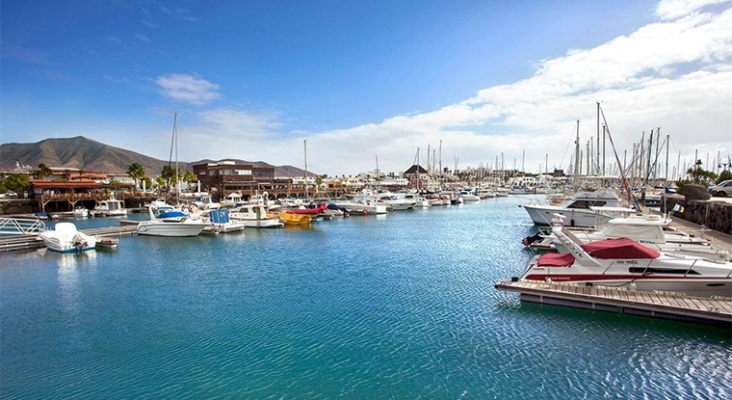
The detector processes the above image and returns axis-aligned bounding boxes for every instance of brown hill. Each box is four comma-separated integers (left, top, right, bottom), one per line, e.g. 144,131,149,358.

0,136,315,178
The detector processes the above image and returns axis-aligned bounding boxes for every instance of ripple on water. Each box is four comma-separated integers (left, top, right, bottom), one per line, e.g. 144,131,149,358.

1,198,731,399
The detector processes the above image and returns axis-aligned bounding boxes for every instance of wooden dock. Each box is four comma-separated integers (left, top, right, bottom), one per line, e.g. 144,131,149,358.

0,234,46,252
495,279,732,327
0,225,138,253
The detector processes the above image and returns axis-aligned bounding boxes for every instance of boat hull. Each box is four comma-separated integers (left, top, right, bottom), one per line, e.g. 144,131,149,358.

137,221,207,236
522,204,613,228
522,275,732,299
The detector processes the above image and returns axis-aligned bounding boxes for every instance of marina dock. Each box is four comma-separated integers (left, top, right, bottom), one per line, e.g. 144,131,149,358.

495,279,732,327
0,224,138,252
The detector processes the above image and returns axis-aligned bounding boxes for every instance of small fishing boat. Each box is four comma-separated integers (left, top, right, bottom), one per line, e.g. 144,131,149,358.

39,222,96,252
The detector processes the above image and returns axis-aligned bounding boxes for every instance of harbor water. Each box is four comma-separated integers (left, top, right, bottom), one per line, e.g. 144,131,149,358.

1,197,730,399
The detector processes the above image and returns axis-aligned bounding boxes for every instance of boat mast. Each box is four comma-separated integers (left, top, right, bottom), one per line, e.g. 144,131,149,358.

416,148,421,190
665,135,670,183
304,139,308,200
438,140,442,184
171,112,179,205
375,155,379,180
574,120,580,185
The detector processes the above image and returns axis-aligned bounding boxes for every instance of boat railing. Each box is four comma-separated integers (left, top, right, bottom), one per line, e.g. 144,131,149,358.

0,217,46,236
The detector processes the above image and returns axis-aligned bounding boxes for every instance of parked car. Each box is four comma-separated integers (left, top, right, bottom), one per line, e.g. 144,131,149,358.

708,179,732,197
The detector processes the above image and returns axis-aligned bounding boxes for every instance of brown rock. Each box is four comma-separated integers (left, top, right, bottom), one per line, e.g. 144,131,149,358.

683,184,711,201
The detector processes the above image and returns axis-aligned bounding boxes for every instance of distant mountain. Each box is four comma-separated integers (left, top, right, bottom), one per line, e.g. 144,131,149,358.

0,136,315,178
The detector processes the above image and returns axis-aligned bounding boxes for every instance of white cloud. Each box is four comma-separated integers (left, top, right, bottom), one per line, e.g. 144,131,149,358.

156,74,221,106
135,34,150,42
655,0,730,20
174,2,732,177
160,6,171,14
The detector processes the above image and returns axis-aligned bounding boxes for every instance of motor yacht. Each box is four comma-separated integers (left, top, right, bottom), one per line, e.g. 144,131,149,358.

519,224,732,298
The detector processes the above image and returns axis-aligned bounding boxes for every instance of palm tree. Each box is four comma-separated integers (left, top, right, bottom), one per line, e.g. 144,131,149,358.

183,170,197,189
35,163,53,180
161,165,178,192
127,162,146,188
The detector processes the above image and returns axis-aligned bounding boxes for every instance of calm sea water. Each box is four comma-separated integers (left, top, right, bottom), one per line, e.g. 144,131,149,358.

1,197,730,399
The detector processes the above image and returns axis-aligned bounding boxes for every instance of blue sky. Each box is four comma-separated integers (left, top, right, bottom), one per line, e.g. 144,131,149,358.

2,0,731,177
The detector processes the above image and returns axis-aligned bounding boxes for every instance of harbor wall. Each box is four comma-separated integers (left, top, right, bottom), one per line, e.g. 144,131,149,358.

0,199,38,215
661,195,732,235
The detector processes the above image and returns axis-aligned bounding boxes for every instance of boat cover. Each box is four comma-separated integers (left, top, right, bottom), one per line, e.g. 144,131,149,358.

158,211,186,219
537,253,576,267
581,237,660,259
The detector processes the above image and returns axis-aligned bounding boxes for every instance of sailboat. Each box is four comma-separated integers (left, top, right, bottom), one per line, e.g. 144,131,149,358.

137,113,209,237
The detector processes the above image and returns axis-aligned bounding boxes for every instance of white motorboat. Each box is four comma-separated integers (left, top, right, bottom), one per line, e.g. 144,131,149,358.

521,190,627,228
137,207,208,237
192,194,220,210
524,214,729,260
203,209,246,233
459,191,481,202
39,222,96,252
230,204,284,228
400,193,429,207
519,225,732,298
373,193,416,210
90,197,127,217
475,188,496,199
221,192,243,208
335,199,389,215
72,206,89,218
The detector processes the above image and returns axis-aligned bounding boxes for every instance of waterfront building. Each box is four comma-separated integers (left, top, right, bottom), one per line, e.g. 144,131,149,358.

192,160,292,199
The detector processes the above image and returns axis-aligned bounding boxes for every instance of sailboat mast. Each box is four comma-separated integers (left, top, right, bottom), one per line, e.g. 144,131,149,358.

416,148,420,190
574,120,580,183
304,139,308,200
438,140,442,181
174,112,179,205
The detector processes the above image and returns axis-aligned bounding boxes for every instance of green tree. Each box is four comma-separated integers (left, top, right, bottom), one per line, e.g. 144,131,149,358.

141,176,153,191
127,162,146,188
718,170,732,183
161,166,183,190
34,163,53,180
686,161,717,185
3,173,31,195
183,170,197,186
154,176,166,189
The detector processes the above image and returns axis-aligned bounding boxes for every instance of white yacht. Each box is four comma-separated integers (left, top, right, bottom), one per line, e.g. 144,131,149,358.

90,197,127,217
335,198,389,215
475,188,496,199
373,193,416,210
548,215,729,260
137,207,209,237
521,190,626,228
458,191,480,202
400,193,429,208
519,225,732,298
